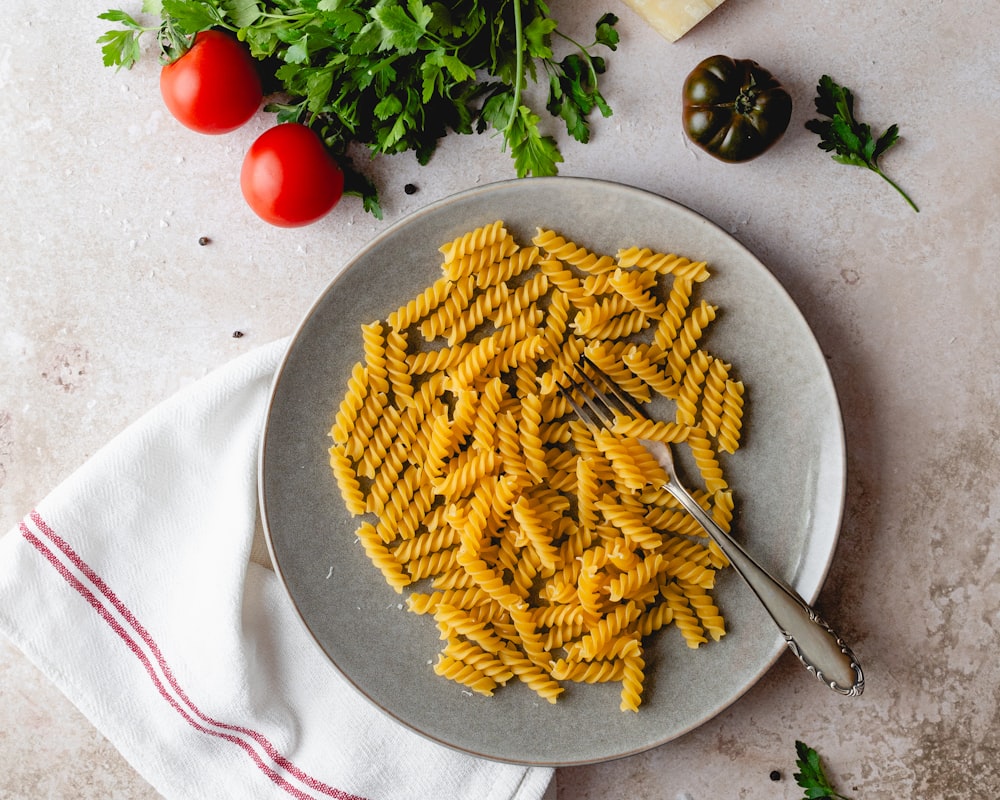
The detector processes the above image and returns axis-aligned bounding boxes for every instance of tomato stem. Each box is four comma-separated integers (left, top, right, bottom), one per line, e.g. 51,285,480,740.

734,77,759,116
157,16,195,64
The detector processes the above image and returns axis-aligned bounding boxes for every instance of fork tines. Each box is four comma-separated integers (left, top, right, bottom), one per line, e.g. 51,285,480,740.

559,354,650,432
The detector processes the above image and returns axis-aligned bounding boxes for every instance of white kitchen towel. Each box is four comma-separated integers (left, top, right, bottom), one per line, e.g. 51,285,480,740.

0,339,554,800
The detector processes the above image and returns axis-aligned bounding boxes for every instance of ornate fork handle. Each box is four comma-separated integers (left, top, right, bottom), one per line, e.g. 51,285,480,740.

647,439,864,696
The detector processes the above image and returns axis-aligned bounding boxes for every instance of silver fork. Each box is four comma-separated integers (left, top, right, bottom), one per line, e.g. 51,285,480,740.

559,355,864,696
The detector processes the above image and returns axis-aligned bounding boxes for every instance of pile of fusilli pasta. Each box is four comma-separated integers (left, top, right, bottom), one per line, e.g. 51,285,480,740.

328,221,745,711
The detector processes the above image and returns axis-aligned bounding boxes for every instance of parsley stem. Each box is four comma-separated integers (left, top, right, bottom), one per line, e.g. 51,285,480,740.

555,30,599,86
504,0,525,145
255,12,314,28
874,167,919,213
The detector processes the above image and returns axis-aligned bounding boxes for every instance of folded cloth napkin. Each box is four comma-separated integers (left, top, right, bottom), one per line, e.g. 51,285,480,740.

0,340,554,800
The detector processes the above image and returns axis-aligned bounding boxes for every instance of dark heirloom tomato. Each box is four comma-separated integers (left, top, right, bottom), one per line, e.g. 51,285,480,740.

682,55,792,162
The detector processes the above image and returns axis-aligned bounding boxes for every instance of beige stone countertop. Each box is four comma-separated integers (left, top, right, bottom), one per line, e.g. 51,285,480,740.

2,1,999,797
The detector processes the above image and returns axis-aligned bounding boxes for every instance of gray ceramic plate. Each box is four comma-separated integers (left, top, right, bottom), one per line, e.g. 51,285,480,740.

259,177,845,766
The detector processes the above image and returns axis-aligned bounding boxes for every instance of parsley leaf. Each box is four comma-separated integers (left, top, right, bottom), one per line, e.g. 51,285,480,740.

805,75,919,212
221,0,262,29
547,52,612,144
370,0,432,55
508,105,563,177
160,0,223,34
595,12,620,49
793,740,854,800
96,11,149,70
96,7,195,68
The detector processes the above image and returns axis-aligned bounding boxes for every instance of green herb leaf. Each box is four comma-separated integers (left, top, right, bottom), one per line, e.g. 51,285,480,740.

595,13,619,49
221,0,262,29
507,105,562,177
523,14,557,59
97,26,142,69
341,162,383,219
160,0,223,34
793,741,854,800
805,75,918,212
547,52,612,144
370,0,432,55
97,10,155,69
98,8,141,25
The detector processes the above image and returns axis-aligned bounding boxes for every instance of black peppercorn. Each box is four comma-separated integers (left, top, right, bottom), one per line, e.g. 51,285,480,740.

769,770,781,782
404,183,417,195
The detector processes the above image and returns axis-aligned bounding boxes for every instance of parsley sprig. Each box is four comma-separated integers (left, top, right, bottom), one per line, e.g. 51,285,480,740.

805,75,918,213
98,4,195,67
794,740,854,800
98,0,619,217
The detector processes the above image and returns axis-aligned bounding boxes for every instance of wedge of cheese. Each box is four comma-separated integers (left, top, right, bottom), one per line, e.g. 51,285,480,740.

619,0,727,42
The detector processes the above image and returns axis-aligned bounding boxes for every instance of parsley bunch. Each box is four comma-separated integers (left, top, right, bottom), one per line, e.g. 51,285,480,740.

805,75,918,213
99,0,619,217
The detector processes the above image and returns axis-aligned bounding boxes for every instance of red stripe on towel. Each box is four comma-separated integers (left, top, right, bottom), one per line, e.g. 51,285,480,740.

22,514,369,800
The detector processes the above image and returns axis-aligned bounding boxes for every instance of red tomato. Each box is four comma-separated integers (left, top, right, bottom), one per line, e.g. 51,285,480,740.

240,124,345,227
160,30,262,135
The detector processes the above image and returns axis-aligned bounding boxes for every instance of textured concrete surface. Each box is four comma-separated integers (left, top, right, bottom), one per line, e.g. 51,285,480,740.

2,0,999,797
